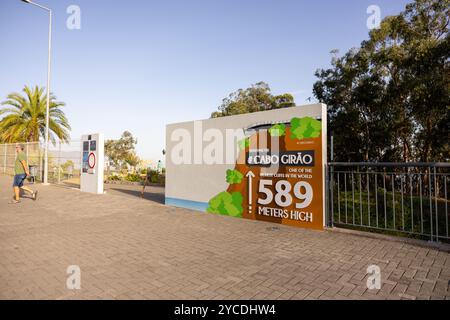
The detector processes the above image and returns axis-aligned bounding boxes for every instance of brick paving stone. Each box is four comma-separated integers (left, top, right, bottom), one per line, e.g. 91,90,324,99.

0,175,448,300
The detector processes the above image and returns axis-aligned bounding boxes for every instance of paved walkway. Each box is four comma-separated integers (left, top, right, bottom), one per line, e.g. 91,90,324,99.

0,175,448,300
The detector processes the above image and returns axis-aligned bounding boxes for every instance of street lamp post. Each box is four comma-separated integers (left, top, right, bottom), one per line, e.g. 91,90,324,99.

20,0,52,185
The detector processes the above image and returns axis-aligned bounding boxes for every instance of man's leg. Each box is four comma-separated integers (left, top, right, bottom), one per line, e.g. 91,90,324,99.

21,186,34,196
13,187,20,201
141,176,148,198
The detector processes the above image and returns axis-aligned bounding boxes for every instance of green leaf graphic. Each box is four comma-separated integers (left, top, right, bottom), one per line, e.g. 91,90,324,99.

290,117,321,140
207,191,243,217
226,169,244,184
238,138,250,150
268,123,286,137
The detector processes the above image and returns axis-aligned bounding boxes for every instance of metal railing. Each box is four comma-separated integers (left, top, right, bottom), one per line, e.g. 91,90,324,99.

2,142,42,178
327,163,450,243
1,141,82,188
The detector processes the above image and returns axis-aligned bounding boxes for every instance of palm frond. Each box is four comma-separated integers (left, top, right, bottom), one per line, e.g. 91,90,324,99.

0,85,71,143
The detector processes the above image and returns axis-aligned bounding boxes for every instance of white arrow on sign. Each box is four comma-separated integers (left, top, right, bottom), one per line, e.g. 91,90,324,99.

246,171,255,206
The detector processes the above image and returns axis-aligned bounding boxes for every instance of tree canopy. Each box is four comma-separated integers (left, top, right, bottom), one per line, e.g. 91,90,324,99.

313,0,449,163
0,86,71,143
105,131,140,169
211,82,296,118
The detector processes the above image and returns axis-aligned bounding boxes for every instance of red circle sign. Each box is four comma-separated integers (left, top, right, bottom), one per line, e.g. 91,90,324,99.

88,152,96,169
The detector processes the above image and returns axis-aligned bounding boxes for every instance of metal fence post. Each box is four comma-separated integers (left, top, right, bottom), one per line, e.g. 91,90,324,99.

429,166,433,242
434,166,439,242
330,164,334,228
325,163,329,227
3,144,6,174
39,144,43,182
329,136,334,228
57,140,61,184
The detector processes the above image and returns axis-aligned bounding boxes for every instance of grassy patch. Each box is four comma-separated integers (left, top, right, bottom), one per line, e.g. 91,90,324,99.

332,189,449,242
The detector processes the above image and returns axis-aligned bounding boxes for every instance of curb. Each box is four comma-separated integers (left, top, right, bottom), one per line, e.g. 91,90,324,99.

325,227,450,253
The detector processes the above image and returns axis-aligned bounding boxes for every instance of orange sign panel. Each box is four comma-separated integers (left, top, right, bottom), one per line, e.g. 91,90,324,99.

206,117,325,230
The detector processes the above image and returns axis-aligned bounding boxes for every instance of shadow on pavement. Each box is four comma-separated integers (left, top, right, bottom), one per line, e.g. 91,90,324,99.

107,187,165,204
60,182,81,189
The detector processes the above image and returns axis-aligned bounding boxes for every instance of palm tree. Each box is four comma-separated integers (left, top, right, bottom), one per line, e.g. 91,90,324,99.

0,85,71,143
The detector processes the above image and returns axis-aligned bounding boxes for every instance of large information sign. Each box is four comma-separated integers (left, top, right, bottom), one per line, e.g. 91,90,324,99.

80,133,104,195
237,119,324,230
166,104,327,230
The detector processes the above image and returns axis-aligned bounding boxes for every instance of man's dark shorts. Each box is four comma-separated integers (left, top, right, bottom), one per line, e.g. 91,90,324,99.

13,174,27,188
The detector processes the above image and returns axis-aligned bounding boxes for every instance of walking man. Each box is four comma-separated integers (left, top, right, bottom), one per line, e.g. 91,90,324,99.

10,144,38,204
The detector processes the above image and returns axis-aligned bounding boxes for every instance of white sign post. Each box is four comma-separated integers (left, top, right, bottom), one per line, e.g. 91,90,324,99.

80,133,104,194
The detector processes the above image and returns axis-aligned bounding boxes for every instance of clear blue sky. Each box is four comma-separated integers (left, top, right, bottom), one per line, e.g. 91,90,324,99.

0,0,411,161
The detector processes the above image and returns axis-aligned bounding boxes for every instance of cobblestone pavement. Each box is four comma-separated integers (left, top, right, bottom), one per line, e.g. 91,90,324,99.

0,175,448,300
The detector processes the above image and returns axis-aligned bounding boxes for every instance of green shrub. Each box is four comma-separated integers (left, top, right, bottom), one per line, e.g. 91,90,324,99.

147,170,165,185
108,174,121,181
124,173,142,182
